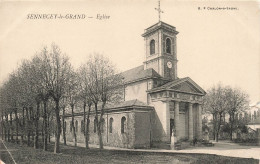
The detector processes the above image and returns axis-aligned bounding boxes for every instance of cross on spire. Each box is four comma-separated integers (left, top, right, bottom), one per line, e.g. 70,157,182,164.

155,0,164,22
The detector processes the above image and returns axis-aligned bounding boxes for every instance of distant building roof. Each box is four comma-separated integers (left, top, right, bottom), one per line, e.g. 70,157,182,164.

248,116,260,125
121,65,161,84
250,101,260,108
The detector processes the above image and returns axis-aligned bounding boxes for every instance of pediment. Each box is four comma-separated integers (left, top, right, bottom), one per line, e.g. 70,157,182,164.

167,77,206,95
170,82,200,93
148,77,206,96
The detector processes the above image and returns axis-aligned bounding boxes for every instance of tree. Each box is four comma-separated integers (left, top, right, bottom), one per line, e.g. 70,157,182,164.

203,84,228,142
12,57,45,148
0,88,5,140
30,56,45,149
60,97,68,146
35,47,53,151
42,43,72,153
16,59,36,146
86,54,123,149
3,72,23,143
203,84,250,141
78,64,93,149
65,68,80,146
225,87,249,140
0,43,72,153
0,82,10,141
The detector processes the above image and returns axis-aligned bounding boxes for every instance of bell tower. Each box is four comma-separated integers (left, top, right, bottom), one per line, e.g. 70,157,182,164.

142,21,179,80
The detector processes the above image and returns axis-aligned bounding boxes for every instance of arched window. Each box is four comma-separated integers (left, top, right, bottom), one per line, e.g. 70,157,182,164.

121,117,126,133
94,118,97,133
81,120,84,133
166,38,171,54
70,121,72,132
64,121,67,133
150,39,155,55
101,118,105,133
109,118,113,133
75,120,78,133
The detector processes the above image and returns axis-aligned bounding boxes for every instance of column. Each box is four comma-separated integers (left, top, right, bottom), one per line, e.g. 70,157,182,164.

165,101,170,142
198,104,203,140
188,102,194,140
174,100,180,141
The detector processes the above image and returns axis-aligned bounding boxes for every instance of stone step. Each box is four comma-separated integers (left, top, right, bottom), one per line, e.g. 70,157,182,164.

151,142,171,149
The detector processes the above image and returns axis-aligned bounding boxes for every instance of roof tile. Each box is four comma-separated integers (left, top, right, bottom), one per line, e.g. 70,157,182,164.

121,65,161,83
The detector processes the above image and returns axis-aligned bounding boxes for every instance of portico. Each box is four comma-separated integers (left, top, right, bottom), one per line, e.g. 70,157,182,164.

148,77,205,143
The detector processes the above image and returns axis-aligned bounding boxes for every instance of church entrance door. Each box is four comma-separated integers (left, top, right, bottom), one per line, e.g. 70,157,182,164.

170,119,174,137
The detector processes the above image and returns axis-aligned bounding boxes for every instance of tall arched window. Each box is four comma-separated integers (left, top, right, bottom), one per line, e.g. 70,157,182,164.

70,121,72,132
87,119,90,127
64,121,67,133
81,120,84,133
166,38,171,54
121,117,126,133
109,118,113,133
75,120,78,133
101,118,105,133
94,118,97,133
150,39,155,55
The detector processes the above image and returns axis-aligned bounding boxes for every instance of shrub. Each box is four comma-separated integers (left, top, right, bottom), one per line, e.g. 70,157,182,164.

179,137,189,142
234,138,257,143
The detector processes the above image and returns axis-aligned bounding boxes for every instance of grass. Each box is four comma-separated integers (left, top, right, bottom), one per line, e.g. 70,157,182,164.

1,140,259,164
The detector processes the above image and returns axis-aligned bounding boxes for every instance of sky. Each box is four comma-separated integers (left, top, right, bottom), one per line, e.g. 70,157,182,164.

0,0,259,104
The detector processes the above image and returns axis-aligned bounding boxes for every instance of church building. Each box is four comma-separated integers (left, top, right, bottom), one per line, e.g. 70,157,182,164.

64,20,206,149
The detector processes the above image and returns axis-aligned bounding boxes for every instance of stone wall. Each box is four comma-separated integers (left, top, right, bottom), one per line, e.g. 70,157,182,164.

65,112,135,148
125,80,148,103
134,111,151,148
257,129,260,146
64,108,152,149
193,104,198,138
179,112,187,139
145,30,161,58
150,101,168,142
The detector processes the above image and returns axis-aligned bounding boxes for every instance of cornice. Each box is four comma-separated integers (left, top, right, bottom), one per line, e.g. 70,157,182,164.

144,55,177,64
142,24,179,37
147,88,205,96
63,105,154,118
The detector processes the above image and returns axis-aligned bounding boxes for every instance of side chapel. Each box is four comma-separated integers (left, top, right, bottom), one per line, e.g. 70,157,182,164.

64,18,206,149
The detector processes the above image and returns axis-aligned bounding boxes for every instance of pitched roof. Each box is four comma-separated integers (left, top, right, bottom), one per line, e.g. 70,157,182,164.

121,65,161,83
63,99,153,117
153,77,186,90
148,77,206,95
105,99,150,109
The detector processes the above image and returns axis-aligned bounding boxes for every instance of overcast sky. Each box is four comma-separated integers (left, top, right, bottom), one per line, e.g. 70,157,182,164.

0,0,259,104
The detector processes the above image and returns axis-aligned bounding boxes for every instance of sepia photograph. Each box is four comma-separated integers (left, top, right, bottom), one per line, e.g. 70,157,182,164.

0,0,259,163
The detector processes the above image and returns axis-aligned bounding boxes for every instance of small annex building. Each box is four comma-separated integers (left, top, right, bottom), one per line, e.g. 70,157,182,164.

64,21,206,148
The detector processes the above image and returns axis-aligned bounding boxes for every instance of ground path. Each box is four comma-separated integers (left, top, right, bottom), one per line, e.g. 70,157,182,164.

178,141,260,160
0,140,16,164
0,138,259,163
65,139,260,160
